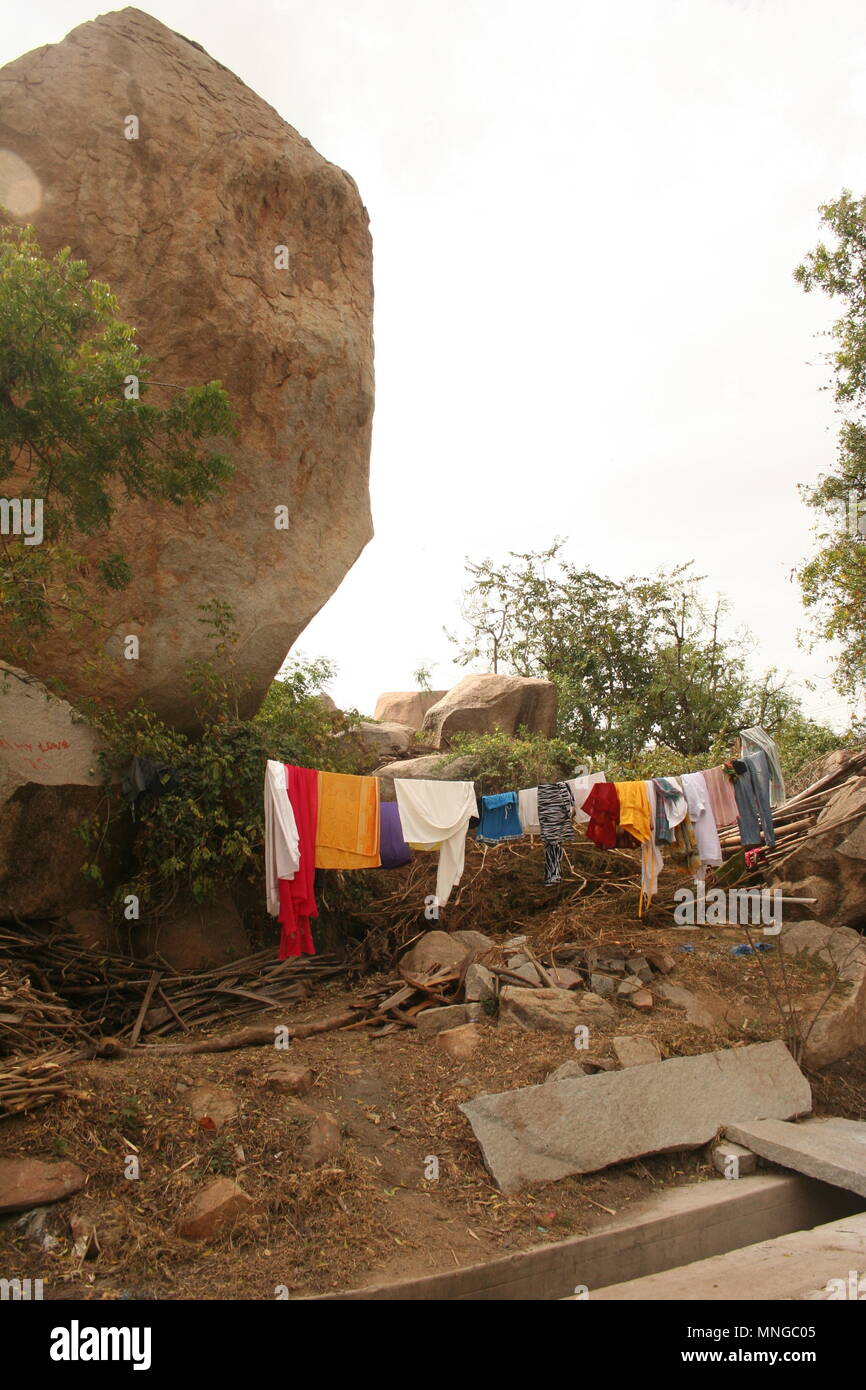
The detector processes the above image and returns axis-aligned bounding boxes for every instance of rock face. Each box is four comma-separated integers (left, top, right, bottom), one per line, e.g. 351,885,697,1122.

421,675,558,749
0,664,105,919
352,721,416,762
373,691,448,729
0,9,374,730
460,1040,812,1193
771,775,866,930
779,920,866,1067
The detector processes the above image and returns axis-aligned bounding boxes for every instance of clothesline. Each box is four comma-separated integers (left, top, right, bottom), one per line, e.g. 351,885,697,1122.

263,727,783,959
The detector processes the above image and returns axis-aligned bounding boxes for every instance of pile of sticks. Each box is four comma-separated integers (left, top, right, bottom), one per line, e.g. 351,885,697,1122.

0,965,92,1055
0,925,348,1043
0,1049,82,1118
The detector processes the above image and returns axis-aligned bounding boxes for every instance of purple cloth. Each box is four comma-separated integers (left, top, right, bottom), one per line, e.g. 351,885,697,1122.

379,800,413,869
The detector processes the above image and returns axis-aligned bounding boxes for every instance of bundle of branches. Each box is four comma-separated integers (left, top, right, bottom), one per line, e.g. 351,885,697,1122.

0,924,348,1042
0,1048,82,1118
0,964,92,1056
717,749,866,879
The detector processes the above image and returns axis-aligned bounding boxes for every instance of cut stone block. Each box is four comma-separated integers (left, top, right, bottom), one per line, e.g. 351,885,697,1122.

499,987,615,1035
417,1005,471,1036
460,1041,811,1193
712,1142,758,1178
437,1023,481,1062
724,1116,866,1199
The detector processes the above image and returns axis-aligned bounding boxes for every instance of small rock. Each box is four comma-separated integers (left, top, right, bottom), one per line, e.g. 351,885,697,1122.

400,931,470,979
612,1035,662,1068
548,967,582,990
644,950,676,975
602,958,626,973
590,972,615,998
630,989,654,1011
616,978,641,998
299,1112,341,1169
417,1005,472,1036
450,930,494,956
464,962,496,1003
547,1059,587,1082
178,1178,253,1240
0,1159,86,1215
713,1142,758,1178
186,1084,237,1130
626,956,649,975
500,987,616,1034
261,1065,314,1096
437,1024,480,1061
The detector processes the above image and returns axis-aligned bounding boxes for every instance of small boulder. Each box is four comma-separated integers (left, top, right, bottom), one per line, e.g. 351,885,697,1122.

260,1065,314,1096
630,990,654,1012
612,1035,662,1068
499,987,615,1035
399,931,468,980
437,1024,480,1062
178,1178,253,1239
464,963,496,1003
590,973,616,998
0,1158,86,1214
185,1085,237,1129
417,1005,472,1036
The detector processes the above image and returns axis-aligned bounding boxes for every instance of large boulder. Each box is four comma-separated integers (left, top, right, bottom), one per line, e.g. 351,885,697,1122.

0,663,105,918
0,9,373,730
780,920,866,1067
421,675,557,748
373,691,448,729
770,776,866,930
375,753,479,801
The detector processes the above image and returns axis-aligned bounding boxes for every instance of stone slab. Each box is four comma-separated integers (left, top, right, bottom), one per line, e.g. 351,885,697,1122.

460,1041,811,1193
725,1116,866,1199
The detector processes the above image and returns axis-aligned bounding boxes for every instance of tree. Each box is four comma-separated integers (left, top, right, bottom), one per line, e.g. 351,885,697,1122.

448,542,802,760
0,223,235,659
795,192,866,706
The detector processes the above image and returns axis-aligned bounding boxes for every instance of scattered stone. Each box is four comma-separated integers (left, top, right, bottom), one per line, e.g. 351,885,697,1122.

616,978,641,998
0,1158,86,1214
548,967,582,990
299,1112,342,1169
547,1059,587,1082
653,980,718,1030
712,1141,758,1178
627,956,651,979
590,973,616,999
400,931,470,979
581,1056,617,1073
603,958,626,973
178,1178,253,1240
450,930,494,956
437,1024,480,1062
186,1084,237,1129
459,1041,811,1193
644,950,676,975
630,990,654,1011
465,1003,484,1022
464,962,496,1003
724,1116,866,1199
417,1005,472,1036
612,1035,662,1068
499,986,616,1034
260,1065,314,1096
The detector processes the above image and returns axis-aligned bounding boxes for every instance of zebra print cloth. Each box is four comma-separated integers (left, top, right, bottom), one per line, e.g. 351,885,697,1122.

537,781,576,885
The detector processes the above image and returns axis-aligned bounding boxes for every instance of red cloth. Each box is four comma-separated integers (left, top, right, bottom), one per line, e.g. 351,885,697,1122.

278,764,318,959
581,782,620,850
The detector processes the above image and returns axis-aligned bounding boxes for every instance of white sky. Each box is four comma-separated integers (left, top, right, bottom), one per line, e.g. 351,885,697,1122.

4,0,865,728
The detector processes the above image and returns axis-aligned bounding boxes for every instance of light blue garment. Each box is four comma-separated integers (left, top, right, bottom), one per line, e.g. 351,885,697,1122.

733,751,776,848
739,727,785,806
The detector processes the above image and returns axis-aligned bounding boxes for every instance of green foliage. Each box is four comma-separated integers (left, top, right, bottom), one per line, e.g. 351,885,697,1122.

0,223,235,658
442,727,586,794
448,543,800,759
795,192,866,704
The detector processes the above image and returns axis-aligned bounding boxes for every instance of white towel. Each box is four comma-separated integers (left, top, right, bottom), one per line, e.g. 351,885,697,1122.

567,771,607,824
680,770,723,868
518,787,540,835
264,760,300,916
394,779,478,907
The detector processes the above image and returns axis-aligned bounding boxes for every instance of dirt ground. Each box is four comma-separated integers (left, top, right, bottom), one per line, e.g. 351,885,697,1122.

1,917,862,1302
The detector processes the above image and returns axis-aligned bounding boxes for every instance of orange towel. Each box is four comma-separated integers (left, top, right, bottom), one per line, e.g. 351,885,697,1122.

315,771,380,869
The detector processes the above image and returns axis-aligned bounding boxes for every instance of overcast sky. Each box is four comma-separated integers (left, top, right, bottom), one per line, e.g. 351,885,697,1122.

4,0,865,727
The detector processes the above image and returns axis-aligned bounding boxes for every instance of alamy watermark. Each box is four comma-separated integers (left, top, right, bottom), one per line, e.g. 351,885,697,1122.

673,883,782,933
0,497,43,545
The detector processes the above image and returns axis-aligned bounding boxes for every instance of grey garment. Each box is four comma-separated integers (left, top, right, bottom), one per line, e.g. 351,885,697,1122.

734,751,776,848
739,727,785,806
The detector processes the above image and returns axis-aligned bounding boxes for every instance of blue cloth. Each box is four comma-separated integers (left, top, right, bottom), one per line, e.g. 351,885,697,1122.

476,791,523,843
733,751,776,848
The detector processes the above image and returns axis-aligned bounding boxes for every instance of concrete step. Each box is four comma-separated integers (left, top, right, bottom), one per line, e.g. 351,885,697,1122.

589,1211,866,1300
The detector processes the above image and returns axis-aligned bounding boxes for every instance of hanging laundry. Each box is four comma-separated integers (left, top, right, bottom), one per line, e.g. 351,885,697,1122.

517,786,541,835
640,780,664,914
672,813,702,877
701,764,740,830
679,771,722,869
537,781,576,885
739,727,786,805
613,781,652,845
582,781,620,850
732,751,776,848
393,778,477,907
567,771,607,824
121,755,179,819
278,764,318,959
378,800,413,869
652,778,689,844
477,791,523,843
315,770,380,869
264,759,300,916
